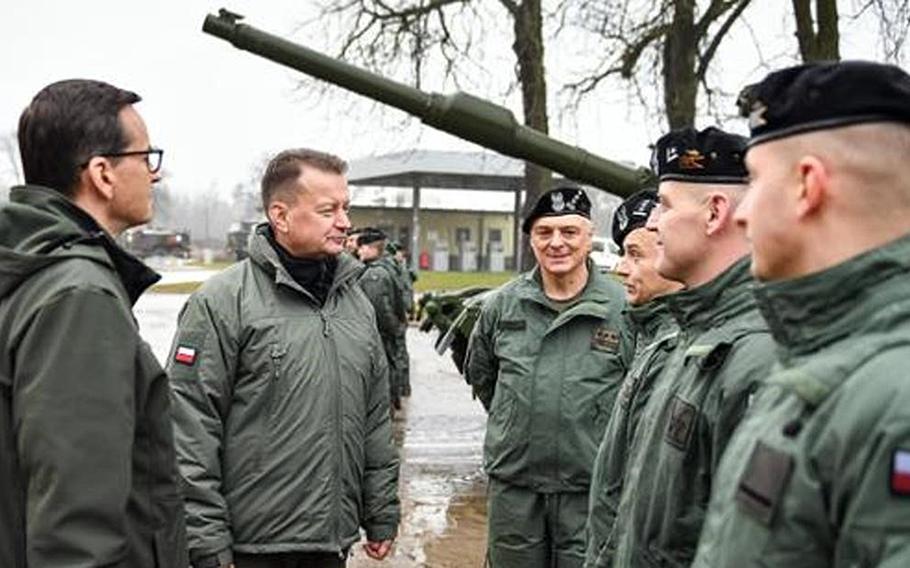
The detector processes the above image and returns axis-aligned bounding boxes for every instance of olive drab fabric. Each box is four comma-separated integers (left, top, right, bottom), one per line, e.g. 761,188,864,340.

607,257,776,567
584,299,678,568
465,262,632,492
168,228,399,568
359,257,405,403
0,185,187,568
379,255,412,396
693,233,910,567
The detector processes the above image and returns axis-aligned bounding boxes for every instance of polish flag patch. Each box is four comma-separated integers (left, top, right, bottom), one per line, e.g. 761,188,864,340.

174,345,197,366
891,449,910,496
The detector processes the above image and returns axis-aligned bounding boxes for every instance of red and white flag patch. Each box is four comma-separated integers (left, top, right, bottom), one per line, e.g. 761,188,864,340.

891,449,910,496
174,345,197,366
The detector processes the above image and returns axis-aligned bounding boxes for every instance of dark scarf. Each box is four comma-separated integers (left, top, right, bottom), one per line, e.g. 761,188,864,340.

265,229,338,306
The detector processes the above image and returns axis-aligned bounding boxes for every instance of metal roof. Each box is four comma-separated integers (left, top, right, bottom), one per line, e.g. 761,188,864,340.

347,150,556,191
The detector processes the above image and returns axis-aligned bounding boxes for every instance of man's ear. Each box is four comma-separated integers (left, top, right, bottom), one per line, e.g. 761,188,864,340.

83,156,116,201
268,200,289,233
705,191,734,236
796,155,827,219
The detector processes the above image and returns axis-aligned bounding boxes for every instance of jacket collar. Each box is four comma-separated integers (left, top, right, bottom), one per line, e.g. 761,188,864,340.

664,256,756,333
753,231,910,358
625,297,674,341
1,185,159,305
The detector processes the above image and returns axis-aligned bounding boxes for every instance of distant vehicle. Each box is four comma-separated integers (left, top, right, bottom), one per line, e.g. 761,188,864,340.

590,237,620,271
122,228,191,258
226,220,260,261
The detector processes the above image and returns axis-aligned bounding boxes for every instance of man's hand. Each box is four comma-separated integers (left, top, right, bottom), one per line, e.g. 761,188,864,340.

363,539,394,560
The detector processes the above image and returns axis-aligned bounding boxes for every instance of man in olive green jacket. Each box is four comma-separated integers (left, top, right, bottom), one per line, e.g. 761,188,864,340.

693,61,910,567
169,150,399,568
584,190,682,568
606,127,776,567
465,187,631,568
358,228,405,410
0,80,186,568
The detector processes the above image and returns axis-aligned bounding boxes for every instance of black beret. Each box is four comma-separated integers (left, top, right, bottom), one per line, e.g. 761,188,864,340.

740,61,910,147
357,227,387,246
650,126,748,184
522,186,592,234
612,189,658,251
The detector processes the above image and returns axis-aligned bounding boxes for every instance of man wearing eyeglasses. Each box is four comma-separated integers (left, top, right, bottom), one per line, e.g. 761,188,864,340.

0,79,186,567
465,187,631,568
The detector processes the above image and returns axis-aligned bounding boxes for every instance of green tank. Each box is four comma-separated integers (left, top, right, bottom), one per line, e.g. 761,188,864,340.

202,9,654,196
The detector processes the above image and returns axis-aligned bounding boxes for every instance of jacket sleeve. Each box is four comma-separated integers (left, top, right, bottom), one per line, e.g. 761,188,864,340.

360,330,401,541
464,298,499,412
360,272,400,337
14,287,137,567
167,291,239,567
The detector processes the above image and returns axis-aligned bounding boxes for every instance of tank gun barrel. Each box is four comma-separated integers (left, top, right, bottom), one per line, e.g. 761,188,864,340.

203,9,653,196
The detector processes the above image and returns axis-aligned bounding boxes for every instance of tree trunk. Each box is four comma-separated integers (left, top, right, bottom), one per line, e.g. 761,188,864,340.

662,0,699,129
793,0,840,61
512,0,552,270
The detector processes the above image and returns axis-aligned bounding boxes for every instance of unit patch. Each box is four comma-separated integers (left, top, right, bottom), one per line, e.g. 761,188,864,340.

891,449,910,496
174,345,197,366
665,395,697,450
735,441,794,525
591,326,620,353
500,319,527,331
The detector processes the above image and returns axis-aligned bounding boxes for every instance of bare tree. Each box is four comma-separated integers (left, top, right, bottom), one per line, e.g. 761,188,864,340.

856,0,910,63
305,0,554,268
566,0,754,129
792,0,840,61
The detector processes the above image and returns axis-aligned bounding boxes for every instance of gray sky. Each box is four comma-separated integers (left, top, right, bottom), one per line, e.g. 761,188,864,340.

0,0,891,199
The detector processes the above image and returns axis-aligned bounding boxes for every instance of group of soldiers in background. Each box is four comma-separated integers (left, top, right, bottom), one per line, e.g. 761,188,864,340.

346,227,416,409
466,59,910,568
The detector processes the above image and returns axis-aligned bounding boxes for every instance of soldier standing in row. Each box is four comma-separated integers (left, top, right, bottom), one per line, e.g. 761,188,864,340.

584,189,683,567
607,127,776,566
465,187,631,567
386,241,414,396
0,79,186,567
168,150,399,568
358,228,405,410
694,61,910,567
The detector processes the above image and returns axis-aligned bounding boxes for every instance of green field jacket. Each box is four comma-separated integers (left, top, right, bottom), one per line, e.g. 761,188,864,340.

608,257,776,567
464,263,632,492
585,299,679,567
693,233,910,567
168,230,399,567
0,186,187,568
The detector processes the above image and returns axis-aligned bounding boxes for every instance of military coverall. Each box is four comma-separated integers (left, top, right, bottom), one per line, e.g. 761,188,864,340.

693,233,910,567
0,186,187,568
465,263,631,568
607,257,776,567
584,299,678,568
169,228,399,568
360,256,406,406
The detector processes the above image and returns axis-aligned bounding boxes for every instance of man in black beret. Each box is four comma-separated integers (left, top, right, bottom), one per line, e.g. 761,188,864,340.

602,126,776,568
694,60,910,567
466,186,632,567
584,189,683,567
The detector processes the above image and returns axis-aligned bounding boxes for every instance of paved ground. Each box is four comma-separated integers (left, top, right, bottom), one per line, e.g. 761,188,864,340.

134,289,490,567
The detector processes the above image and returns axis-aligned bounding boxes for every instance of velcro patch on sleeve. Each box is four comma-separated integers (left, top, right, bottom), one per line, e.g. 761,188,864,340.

174,345,197,366
891,449,910,496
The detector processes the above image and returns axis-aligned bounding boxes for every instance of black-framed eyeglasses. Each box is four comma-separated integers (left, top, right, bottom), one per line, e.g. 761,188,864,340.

81,148,164,174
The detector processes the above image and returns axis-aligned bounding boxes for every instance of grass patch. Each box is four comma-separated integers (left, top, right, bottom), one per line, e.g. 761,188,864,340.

415,271,516,293
150,281,203,294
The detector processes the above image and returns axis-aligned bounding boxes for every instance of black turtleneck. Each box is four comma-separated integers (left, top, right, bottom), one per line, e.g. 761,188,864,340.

265,229,338,306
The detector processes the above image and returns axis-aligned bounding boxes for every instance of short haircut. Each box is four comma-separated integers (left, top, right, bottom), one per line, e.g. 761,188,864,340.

18,79,141,197
261,148,348,211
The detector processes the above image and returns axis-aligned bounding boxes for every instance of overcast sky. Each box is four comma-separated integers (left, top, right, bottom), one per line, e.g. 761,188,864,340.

0,1,892,199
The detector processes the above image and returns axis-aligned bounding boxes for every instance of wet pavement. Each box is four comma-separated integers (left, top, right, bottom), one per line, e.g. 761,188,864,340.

134,291,490,567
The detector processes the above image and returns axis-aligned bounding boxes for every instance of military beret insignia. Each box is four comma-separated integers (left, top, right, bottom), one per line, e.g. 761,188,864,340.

741,60,910,147
651,126,748,185
612,189,658,251
522,186,592,234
